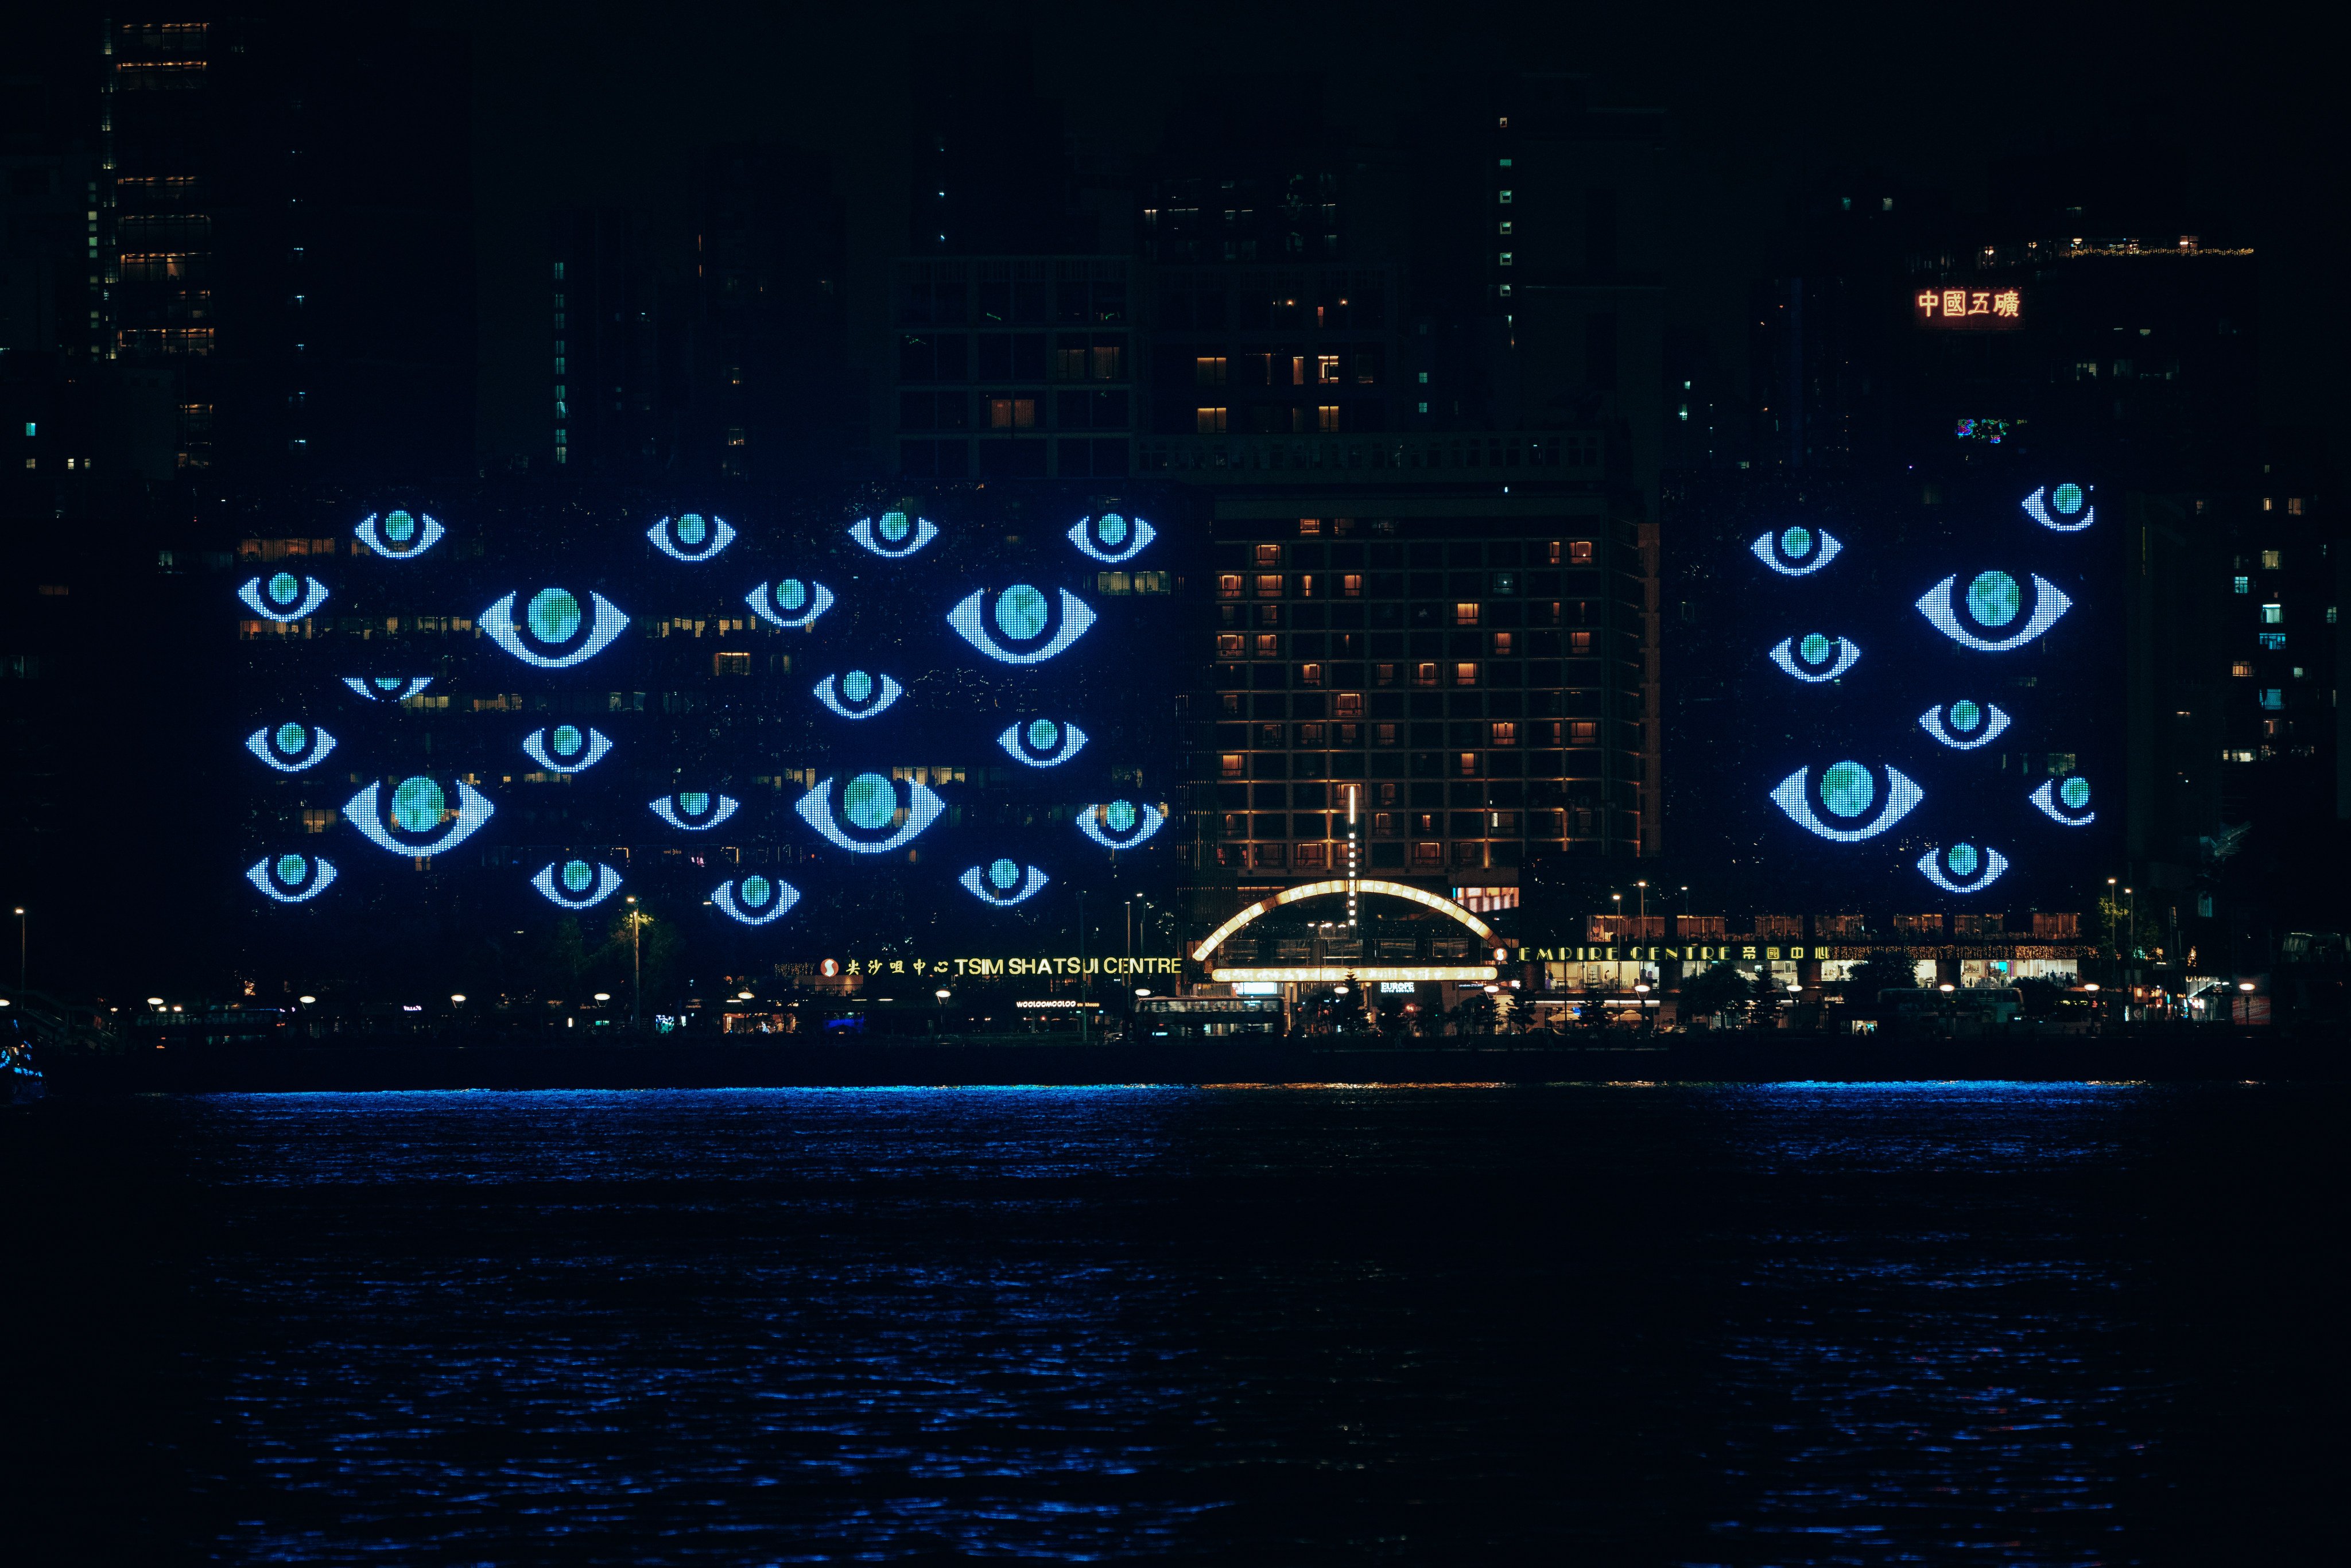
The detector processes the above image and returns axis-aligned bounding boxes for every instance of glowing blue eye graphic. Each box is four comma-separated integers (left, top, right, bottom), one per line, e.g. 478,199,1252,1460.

1919,699,2012,750
646,512,736,562
342,676,432,702
794,773,945,853
238,572,329,622
996,717,1088,767
2030,775,2097,826
948,585,1096,665
650,791,740,831
1918,842,2010,894
814,669,904,719
714,874,800,925
1768,633,1861,682
354,509,445,558
532,859,622,909
482,587,630,668
1770,761,1923,843
245,721,337,772
2022,483,2094,532
344,776,495,856
1749,525,1842,576
246,853,337,904
960,859,1049,906
521,724,612,774
1917,571,2072,651
1067,512,1155,564
848,510,939,558
1077,799,1166,849
746,578,834,630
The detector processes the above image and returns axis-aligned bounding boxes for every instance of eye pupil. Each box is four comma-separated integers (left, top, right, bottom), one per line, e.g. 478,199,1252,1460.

383,510,416,544
375,677,402,692
1780,526,1810,556
678,791,710,816
1950,700,1981,730
1948,843,1980,876
844,773,895,830
552,725,582,756
1105,801,1137,832
779,579,808,612
562,860,592,893
1821,761,1874,818
1098,513,1128,546
391,776,446,832
879,511,910,543
268,572,299,604
988,858,1019,891
2053,483,2084,514
275,722,307,752
1026,719,1058,751
1966,571,2022,628
1799,633,1830,663
995,584,1049,640
843,670,873,702
527,588,583,642
740,875,771,905
676,513,707,545
2061,777,2090,809
275,854,306,883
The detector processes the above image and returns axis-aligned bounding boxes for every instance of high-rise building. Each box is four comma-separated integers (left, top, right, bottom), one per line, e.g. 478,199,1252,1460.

548,208,682,478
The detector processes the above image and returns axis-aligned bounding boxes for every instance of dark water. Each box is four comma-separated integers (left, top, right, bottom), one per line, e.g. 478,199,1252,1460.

2,1082,2342,1564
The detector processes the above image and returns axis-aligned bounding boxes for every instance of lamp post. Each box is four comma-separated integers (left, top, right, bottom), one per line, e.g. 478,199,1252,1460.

1635,880,1647,922
624,895,642,1027
11,907,23,993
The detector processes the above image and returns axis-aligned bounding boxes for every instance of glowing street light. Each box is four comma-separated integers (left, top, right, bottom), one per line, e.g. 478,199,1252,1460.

298,995,317,1004
449,993,467,1004
593,992,611,1003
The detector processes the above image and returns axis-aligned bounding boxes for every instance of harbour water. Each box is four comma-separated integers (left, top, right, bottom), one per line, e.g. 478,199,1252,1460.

2,1082,2339,1563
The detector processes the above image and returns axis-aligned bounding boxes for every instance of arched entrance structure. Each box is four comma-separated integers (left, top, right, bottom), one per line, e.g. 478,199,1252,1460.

1191,879,1504,983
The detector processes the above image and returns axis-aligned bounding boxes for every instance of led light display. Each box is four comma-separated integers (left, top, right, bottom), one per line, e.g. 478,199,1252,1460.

245,722,337,772
947,585,1096,665
1770,762,1923,843
714,874,800,925
246,853,337,903
238,573,329,622
1919,699,2011,750
814,670,904,719
1067,513,1156,564
482,587,630,668
1076,799,1165,849
2021,484,2094,532
521,724,612,774
848,510,938,558
354,509,446,558
794,773,945,853
1749,525,1843,576
1916,571,2072,651
344,777,495,856
959,860,1049,906
1768,633,1861,682
532,859,622,908
1917,842,2009,893
649,791,740,831
746,578,833,630
646,512,736,562
342,676,432,702
995,718,1088,767
2029,776,2097,826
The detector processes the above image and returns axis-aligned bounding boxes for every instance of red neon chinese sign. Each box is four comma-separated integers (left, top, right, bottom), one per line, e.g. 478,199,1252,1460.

1915,285,2023,330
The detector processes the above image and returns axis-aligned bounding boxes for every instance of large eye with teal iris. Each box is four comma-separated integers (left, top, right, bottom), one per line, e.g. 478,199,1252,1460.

342,675,432,703
2030,774,2097,826
354,509,446,558
646,511,737,562
1917,569,2072,651
238,571,330,622
532,858,622,908
482,586,630,668
344,775,495,856
649,790,740,831
814,669,905,719
713,874,800,925
995,717,1088,767
948,584,1097,665
794,772,945,853
746,577,834,630
960,858,1049,906
1066,511,1157,564
1919,698,2012,750
1076,799,1166,849
847,510,939,558
2022,483,2095,532
1769,760,1923,843
1748,525,1842,576
521,724,613,774
245,852,337,903
245,721,338,772
1768,632,1861,683
1918,841,2010,892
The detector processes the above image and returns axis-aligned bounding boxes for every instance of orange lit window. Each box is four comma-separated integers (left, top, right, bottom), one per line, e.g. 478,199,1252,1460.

1255,573,1283,597
1298,723,1326,746
1489,721,1517,746
1217,573,1242,598
1334,692,1363,717
1454,601,1481,626
1341,573,1362,597
1569,540,1593,562
1569,721,1599,744
1255,634,1281,658
1255,544,1282,565
1317,405,1340,432
1196,406,1228,433
1570,630,1594,654
1217,634,1244,658
1414,662,1438,686
1457,751,1479,775
1299,663,1324,687
1492,631,1514,656
1453,662,1479,687
1375,663,1399,686
1195,356,1227,386
1298,517,1321,535
989,397,1037,429
1375,723,1399,746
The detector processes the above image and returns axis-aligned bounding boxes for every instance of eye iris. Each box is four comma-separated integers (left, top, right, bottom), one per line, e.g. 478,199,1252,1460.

2061,777,2090,809
778,579,808,612
1099,513,1129,546
374,677,404,693
1821,761,1874,818
741,874,771,905
988,858,1019,891
384,510,416,543
1105,800,1138,832
1780,526,1811,557
1949,843,1980,876
1966,571,2022,628
2053,483,2084,514
1950,700,1981,730
995,584,1049,640
843,670,874,703
552,724,583,756
843,773,895,830
676,513,707,545
562,860,592,893
527,588,583,642
275,722,307,752
1026,719,1058,751
391,775,446,832
268,572,300,605
880,511,911,542
678,791,711,816
275,854,306,883
1799,633,1831,663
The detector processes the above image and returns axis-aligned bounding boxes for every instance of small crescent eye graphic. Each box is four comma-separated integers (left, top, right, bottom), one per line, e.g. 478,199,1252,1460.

1918,843,2010,893
1749,526,1842,576
342,676,432,702
482,588,631,667
246,853,337,903
2022,484,2094,531
245,722,338,772
354,509,446,558
649,791,740,831
1770,762,1923,843
238,573,329,622
521,724,613,774
995,718,1088,767
1917,571,2073,651
1067,513,1156,564
1769,634,1861,682
793,773,946,853
746,579,834,630
814,670,904,719
960,860,1049,906
1077,801,1166,849
345,777,495,856
646,513,737,562
713,875,800,925
1919,700,2012,750
532,859,622,908
847,511,939,558
948,585,1096,665
2030,776,2097,826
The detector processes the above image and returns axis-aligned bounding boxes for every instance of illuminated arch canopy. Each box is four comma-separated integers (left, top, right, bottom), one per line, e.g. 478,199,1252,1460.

1190,879,1497,964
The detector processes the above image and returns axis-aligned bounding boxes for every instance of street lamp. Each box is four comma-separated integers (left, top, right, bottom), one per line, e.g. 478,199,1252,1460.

624,895,642,1026
449,993,466,1004
11,907,23,994
1635,880,1647,921
298,995,316,1005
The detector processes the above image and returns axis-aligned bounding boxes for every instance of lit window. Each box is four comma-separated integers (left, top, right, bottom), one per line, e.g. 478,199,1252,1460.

1570,630,1593,654
1491,631,1514,656
1217,634,1244,658
1414,663,1437,686
1298,517,1321,535
991,398,1037,429
1196,405,1227,433
2233,576,2250,593
2263,603,2284,624
1569,721,1599,744
2287,498,2305,515
1454,601,1481,626
1195,356,1227,386
1217,574,1242,599
1342,574,1362,597
1489,721,1518,747
1255,634,1281,658
2262,549,2283,569
1498,251,1513,266
726,426,746,447
1334,692,1363,717
1255,545,1282,565
1453,662,1479,687
1457,751,1479,775
2260,689,2283,709
2260,632,2286,650
2231,661,2255,677
1317,405,1340,432
1376,724,1398,746
1300,663,1324,687
1298,723,1325,746
1255,574,1283,597
1220,754,1244,778
1317,355,1341,383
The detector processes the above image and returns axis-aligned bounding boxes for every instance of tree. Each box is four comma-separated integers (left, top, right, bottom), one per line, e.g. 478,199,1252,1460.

1678,961,1749,1027
1845,949,1921,1003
